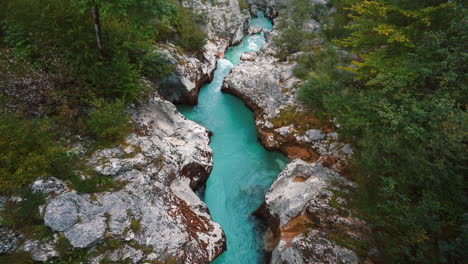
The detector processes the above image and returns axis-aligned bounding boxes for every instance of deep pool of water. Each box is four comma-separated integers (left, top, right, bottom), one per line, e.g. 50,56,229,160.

177,11,289,263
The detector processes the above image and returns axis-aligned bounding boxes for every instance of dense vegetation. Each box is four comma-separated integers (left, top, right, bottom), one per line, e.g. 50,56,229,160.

278,0,467,263
0,0,207,195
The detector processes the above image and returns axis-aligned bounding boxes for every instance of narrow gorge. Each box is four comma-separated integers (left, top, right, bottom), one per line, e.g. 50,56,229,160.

178,11,289,263
3,0,463,263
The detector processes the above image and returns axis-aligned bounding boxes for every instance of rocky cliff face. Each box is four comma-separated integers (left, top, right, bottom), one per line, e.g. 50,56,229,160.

222,28,351,172
256,160,377,264
2,97,225,263
157,0,250,104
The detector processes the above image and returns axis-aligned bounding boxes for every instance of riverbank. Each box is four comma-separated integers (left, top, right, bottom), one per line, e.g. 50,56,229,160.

178,11,291,263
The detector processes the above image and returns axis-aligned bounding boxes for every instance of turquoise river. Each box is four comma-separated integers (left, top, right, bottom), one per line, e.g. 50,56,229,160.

178,11,289,263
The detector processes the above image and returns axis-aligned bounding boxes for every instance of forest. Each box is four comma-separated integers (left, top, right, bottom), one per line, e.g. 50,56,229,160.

275,0,467,262
0,0,207,194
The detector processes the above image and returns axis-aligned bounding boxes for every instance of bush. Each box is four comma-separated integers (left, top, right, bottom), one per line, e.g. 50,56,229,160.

239,0,249,10
85,99,132,148
176,6,207,52
273,0,314,60
0,112,75,195
130,219,141,233
0,189,45,228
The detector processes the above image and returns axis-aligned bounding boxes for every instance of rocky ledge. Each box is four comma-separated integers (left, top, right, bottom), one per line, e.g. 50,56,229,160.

222,34,351,172
1,97,225,263
157,0,250,104
255,160,378,264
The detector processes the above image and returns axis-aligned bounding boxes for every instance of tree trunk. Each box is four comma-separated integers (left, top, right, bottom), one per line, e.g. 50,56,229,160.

91,6,104,58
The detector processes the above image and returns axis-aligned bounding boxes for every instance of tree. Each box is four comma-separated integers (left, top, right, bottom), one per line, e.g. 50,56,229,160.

74,0,176,58
295,0,467,262
273,0,315,60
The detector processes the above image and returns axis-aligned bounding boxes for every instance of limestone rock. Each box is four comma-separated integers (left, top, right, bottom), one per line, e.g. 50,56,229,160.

265,160,344,226
258,160,376,264
240,52,257,61
0,227,23,254
31,177,67,196
44,193,79,232
22,239,59,261
222,23,352,169
157,0,250,104
156,44,212,105
40,97,224,263
272,230,360,264
248,26,263,34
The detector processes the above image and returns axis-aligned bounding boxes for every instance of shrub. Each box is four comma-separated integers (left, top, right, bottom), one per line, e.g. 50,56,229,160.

0,112,75,195
0,252,33,264
130,219,141,233
239,0,249,10
0,189,45,228
85,99,132,147
176,6,207,52
273,0,314,60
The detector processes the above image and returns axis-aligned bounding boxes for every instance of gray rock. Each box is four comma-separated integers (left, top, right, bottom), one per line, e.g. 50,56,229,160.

265,160,343,226
64,217,106,248
240,52,257,61
31,177,67,196
248,26,263,34
341,144,353,155
40,97,224,263
249,4,258,16
108,244,144,263
274,125,294,136
222,23,351,169
328,132,339,140
304,18,321,33
0,227,23,254
44,193,79,232
22,239,59,261
306,129,325,141
272,230,359,264
261,160,372,264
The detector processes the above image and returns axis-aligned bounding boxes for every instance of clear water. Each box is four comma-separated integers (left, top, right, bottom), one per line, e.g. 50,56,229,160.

177,11,288,264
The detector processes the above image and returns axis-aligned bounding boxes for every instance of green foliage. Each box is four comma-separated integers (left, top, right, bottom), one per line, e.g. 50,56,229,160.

0,0,176,102
238,0,249,10
130,219,141,233
70,174,127,194
0,189,45,228
175,6,207,52
52,235,90,263
273,0,315,60
296,0,467,263
0,252,34,264
85,99,132,147
0,112,75,195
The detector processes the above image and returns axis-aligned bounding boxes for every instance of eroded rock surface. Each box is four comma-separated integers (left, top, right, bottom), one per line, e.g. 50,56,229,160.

257,160,377,264
157,0,250,104
31,97,224,263
223,26,351,170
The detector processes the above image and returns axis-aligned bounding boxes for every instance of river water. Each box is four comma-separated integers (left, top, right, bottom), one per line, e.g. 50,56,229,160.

177,11,289,263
